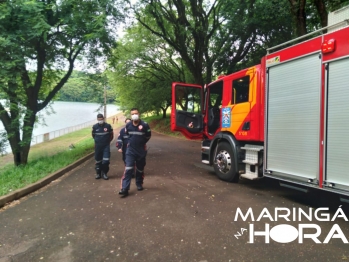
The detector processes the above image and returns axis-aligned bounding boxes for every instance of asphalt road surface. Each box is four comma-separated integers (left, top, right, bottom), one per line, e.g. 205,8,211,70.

0,131,348,262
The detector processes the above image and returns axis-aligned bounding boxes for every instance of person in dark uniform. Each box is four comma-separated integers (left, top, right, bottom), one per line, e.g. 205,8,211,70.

92,113,114,180
116,118,131,164
119,108,151,196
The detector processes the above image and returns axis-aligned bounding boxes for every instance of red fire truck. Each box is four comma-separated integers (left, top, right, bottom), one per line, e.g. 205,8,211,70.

171,6,349,198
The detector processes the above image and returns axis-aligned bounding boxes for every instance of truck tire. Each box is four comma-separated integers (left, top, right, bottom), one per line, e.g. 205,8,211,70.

213,142,239,182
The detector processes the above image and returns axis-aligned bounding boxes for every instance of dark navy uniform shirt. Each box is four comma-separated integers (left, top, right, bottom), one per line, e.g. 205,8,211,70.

92,122,113,145
125,120,151,150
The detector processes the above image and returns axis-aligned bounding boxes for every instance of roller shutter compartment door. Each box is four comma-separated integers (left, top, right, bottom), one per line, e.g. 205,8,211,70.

266,54,321,180
326,57,349,187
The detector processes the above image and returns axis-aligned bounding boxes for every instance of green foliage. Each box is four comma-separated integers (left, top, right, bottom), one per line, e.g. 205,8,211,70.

142,113,182,137
287,0,349,37
109,0,349,116
214,0,294,74
107,23,192,116
134,0,223,84
57,71,116,103
327,0,349,10
129,0,349,80
0,0,124,165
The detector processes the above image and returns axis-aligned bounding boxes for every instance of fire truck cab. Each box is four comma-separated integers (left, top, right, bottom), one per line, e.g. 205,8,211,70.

171,64,265,182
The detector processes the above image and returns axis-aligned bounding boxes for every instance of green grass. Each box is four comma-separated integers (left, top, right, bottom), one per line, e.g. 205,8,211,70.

143,114,183,138
0,135,94,196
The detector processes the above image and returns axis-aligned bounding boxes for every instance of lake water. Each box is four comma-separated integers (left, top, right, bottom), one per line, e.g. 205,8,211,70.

0,101,120,153
30,101,119,136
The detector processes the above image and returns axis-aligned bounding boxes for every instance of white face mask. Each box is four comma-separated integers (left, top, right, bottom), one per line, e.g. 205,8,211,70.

131,114,139,121
98,120,104,125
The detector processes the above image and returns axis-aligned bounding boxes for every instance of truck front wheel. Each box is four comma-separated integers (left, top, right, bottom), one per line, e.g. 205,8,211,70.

213,142,239,182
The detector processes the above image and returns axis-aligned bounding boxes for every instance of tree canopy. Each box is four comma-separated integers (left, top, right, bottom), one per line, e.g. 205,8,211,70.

132,0,223,85
110,0,349,117
107,23,193,118
0,0,124,165
288,0,349,37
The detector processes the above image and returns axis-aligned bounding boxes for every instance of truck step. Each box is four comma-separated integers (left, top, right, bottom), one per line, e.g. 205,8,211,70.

240,162,261,180
242,145,263,165
201,147,210,154
240,173,260,180
242,160,258,165
241,145,264,152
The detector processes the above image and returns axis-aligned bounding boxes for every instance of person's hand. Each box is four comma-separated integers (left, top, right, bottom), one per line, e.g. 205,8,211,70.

118,149,122,153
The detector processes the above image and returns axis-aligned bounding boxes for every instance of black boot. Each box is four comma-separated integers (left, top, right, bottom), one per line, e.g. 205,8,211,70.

95,164,101,179
102,172,109,180
118,189,128,196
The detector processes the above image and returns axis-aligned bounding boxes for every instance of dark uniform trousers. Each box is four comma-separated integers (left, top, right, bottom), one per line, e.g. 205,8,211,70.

95,143,111,175
121,146,147,190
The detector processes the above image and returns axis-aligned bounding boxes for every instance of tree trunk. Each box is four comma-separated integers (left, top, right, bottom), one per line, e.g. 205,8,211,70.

19,110,37,165
7,131,22,166
10,140,30,166
8,126,35,166
288,0,307,36
19,143,31,165
160,103,170,118
313,0,327,28
7,109,36,166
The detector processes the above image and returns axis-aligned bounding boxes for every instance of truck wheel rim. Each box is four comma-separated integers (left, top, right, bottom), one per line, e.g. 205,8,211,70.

215,150,231,173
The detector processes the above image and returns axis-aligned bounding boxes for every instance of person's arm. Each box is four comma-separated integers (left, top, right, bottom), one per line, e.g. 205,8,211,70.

125,122,130,135
116,129,123,149
145,123,151,143
109,125,114,142
92,126,95,139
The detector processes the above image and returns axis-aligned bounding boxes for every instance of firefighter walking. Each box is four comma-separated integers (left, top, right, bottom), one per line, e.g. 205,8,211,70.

119,108,151,196
92,113,114,180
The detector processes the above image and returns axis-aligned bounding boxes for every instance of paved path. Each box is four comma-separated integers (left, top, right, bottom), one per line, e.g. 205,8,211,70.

0,131,348,262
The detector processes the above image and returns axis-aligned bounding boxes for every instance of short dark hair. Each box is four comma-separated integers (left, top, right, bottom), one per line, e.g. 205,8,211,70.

125,118,131,123
97,113,104,118
130,108,139,112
